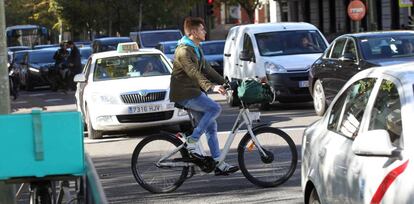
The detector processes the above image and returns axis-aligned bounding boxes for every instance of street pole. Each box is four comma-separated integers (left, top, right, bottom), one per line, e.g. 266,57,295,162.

0,0,15,203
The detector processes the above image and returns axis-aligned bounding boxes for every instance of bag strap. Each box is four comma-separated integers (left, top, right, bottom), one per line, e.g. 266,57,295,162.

32,109,44,161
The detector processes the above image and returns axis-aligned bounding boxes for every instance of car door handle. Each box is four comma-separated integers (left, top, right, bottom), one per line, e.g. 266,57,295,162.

224,53,231,57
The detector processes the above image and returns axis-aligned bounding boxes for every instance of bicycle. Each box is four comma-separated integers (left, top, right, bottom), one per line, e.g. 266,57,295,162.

131,82,298,193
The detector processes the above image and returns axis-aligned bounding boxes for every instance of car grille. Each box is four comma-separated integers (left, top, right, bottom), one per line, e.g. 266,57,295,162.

120,91,166,104
117,111,174,123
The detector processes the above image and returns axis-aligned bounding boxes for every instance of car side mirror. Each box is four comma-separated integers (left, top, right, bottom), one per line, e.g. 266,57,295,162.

352,129,398,157
73,73,87,83
239,50,253,61
342,53,357,61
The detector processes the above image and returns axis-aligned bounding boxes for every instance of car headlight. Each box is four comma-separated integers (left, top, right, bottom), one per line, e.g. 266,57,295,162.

209,61,220,67
265,62,287,74
92,93,118,104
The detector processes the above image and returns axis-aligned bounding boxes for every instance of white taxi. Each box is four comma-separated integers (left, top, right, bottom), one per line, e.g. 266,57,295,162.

74,42,190,139
302,63,414,203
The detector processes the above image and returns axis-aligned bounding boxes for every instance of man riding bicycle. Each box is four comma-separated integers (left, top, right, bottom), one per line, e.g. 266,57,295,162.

169,17,239,176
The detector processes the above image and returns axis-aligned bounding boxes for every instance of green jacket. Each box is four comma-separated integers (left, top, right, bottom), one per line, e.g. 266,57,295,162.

169,44,225,102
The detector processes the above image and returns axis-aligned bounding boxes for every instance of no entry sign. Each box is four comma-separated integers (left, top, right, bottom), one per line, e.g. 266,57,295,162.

348,0,366,21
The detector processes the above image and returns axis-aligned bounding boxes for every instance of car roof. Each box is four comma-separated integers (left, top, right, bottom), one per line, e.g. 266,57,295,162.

93,37,132,43
232,22,319,34
201,40,225,44
90,48,164,60
361,62,414,84
158,40,178,45
131,29,181,34
338,30,414,39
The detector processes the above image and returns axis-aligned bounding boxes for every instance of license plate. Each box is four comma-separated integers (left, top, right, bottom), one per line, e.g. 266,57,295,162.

299,80,309,88
128,104,161,113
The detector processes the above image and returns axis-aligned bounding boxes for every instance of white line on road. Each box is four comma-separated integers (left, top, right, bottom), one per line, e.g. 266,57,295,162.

29,93,47,97
12,101,28,104
44,99,63,102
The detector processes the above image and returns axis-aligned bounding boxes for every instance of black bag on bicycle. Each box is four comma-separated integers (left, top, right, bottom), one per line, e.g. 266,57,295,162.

237,79,273,104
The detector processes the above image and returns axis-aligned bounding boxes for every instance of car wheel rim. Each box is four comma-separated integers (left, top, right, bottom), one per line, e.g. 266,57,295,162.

313,83,324,112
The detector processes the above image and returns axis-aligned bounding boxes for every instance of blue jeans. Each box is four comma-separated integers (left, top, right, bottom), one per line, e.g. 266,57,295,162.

177,92,222,159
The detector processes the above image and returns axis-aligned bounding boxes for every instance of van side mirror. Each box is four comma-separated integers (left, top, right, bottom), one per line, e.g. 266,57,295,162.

239,50,253,61
352,129,398,157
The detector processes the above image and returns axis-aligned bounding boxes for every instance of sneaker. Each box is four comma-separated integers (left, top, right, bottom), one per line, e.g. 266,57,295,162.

214,162,239,176
185,136,204,159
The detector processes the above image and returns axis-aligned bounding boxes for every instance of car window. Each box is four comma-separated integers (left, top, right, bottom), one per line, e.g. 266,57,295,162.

243,34,254,57
162,43,178,54
93,54,170,81
343,38,357,60
255,30,327,56
83,58,92,75
330,38,346,59
359,34,414,60
368,79,401,145
328,78,376,138
29,51,55,64
201,42,225,55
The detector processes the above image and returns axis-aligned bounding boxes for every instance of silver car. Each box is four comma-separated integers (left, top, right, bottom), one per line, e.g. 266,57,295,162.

302,63,414,203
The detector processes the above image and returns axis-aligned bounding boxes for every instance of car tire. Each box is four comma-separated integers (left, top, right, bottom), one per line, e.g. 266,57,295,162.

313,80,326,116
86,107,103,139
226,89,240,107
308,188,321,204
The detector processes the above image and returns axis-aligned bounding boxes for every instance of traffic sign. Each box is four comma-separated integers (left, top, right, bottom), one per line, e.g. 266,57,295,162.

347,0,366,21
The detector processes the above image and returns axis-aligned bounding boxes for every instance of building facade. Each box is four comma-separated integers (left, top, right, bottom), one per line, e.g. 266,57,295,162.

211,0,414,41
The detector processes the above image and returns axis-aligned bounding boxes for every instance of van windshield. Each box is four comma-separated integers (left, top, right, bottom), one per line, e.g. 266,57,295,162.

140,32,182,48
255,30,327,56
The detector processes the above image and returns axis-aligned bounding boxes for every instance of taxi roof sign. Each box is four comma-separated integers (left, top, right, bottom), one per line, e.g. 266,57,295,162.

117,42,139,53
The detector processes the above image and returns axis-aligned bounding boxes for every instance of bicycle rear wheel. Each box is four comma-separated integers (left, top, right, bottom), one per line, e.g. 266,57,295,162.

238,127,297,187
131,134,190,193
29,181,52,204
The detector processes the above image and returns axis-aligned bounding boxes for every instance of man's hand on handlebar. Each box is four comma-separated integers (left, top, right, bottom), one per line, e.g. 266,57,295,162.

213,85,226,95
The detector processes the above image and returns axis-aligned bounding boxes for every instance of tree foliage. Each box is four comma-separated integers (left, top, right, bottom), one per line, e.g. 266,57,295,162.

5,0,199,40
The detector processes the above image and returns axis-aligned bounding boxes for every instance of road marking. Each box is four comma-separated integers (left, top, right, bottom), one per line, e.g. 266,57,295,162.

29,93,47,97
44,99,63,102
13,101,28,104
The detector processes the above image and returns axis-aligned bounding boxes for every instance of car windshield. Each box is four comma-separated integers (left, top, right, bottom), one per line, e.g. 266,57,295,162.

359,34,414,60
162,42,177,54
201,42,225,55
140,32,182,48
29,51,55,64
80,48,92,60
255,30,327,56
93,54,171,81
13,52,25,63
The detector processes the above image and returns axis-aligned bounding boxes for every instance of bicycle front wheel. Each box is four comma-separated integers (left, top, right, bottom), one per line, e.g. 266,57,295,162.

238,127,298,187
131,134,190,193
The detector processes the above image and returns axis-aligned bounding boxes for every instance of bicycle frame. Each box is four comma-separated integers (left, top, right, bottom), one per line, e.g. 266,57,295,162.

157,106,269,168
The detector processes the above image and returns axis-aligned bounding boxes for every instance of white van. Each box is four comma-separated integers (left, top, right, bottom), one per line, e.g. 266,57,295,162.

223,22,328,106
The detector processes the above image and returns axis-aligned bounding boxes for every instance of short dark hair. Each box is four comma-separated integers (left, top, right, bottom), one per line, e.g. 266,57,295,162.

183,17,205,36
67,40,74,45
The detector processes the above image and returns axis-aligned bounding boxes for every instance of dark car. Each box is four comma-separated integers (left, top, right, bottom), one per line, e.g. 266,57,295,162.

8,46,31,52
200,40,225,75
20,48,57,90
92,37,132,53
79,46,92,68
155,40,177,62
309,31,414,116
130,29,182,48
33,44,59,49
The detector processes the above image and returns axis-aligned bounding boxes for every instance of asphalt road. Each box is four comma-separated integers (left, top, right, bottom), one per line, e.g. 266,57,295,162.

11,89,320,204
